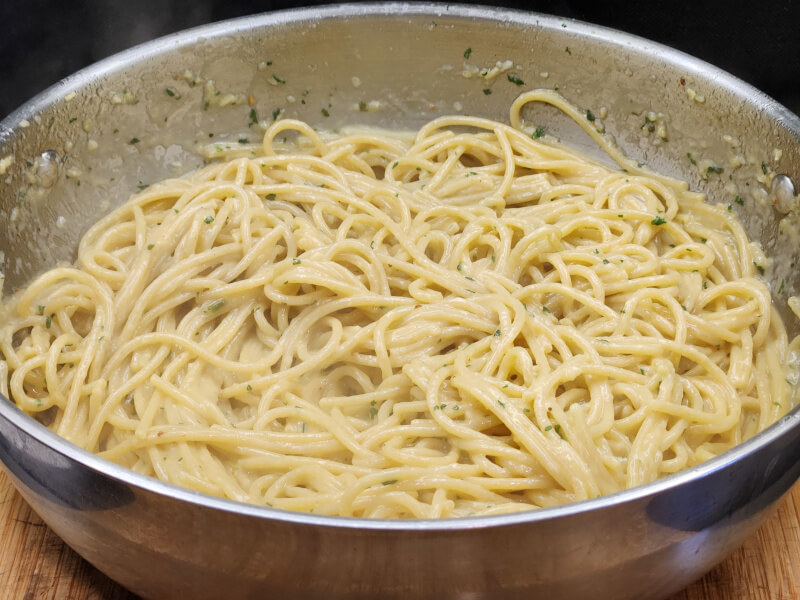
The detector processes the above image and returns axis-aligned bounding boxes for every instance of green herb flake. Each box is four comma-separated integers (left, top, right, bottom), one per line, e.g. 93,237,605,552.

651,216,667,226
457,263,464,271
246,384,253,391
292,258,301,265
532,126,545,139
321,108,330,117
272,108,281,121
507,74,525,86
585,109,596,122
464,47,472,59
544,425,553,431
165,87,181,99
358,101,367,112
272,75,286,84
753,262,765,276
207,299,226,313
204,216,214,224
37,305,45,315
129,137,140,145
266,193,276,200
494,329,501,336
45,314,53,328
778,279,785,294
565,46,572,55
68,117,77,123
147,244,154,250
382,479,398,486
248,108,258,126
542,306,551,313
761,161,768,175
706,165,723,175
603,259,610,264
687,153,696,165
483,88,492,95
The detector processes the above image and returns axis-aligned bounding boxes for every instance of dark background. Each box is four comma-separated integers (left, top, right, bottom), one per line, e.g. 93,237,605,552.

1,0,799,120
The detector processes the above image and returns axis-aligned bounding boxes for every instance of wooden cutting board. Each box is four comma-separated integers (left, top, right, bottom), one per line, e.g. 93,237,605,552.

1,467,798,599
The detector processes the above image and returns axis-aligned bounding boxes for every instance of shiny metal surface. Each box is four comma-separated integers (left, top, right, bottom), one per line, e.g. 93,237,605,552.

1,4,800,599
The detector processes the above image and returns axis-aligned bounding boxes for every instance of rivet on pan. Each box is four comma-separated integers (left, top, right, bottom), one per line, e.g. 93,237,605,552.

771,174,795,214
37,150,60,188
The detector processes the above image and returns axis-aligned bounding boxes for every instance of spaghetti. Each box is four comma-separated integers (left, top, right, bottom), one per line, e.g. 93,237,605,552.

1,90,797,518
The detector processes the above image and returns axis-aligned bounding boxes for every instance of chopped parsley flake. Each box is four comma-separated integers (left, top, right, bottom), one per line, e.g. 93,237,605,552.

706,165,723,175
147,244,154,250
204,216,214,224
321,108,330,117
165,87,180,99
532,126,545,139
129,137,140,145
207,299,226,312
382,479,398,486
585,109,595,121
542,306,551,313
494,329,501,336
753,262,765,276
565,46,572,55
761,161,768,174
651,216,667,226
507,74,525,86
272,108,281,121
687,153,696,165
464,47,472,59
272,75,286,84
266,193,276,200
292,258,301,265
249,108,258,126
483,88,492,95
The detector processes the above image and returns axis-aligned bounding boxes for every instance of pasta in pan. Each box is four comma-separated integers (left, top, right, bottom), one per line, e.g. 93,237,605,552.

1,90,797,518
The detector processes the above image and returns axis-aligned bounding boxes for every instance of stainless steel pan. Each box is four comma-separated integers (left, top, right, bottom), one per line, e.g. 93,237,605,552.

1,4,799,599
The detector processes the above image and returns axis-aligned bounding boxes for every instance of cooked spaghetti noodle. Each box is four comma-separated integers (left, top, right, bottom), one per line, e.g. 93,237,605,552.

1,90,798,518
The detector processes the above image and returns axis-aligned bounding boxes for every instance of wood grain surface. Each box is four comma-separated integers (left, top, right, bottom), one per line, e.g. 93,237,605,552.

1,467,798,599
